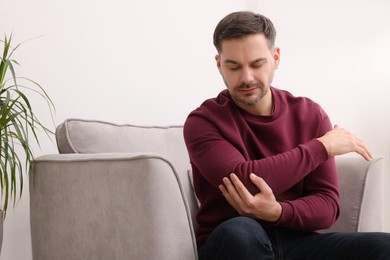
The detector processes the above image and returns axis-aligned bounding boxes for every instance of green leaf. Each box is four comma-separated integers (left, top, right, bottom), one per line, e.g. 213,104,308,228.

0,33,55,217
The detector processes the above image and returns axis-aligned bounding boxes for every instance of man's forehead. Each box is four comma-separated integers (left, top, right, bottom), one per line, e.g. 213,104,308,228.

219,35,272,60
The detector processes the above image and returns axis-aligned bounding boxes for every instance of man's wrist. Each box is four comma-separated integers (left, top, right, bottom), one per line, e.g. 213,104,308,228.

268,202,282,222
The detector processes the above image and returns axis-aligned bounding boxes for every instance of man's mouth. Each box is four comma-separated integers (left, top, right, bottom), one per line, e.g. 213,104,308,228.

236,83,261,92
237,86,259,92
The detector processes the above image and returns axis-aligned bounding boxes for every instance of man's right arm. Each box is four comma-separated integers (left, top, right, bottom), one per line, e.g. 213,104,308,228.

184,115,371,196
184,114,329,196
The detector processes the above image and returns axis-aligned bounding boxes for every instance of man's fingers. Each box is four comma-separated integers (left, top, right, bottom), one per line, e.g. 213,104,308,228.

357,145,372,161
222,176,242,203
250,173,272,194
219,183,227,196
219,184,231,202
230,173,253,199
353,138,372,161
224,173,272,198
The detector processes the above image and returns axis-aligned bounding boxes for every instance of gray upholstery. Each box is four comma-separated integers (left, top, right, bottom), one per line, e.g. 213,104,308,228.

30,118,384,260
328,155,384,232
54,118,199,228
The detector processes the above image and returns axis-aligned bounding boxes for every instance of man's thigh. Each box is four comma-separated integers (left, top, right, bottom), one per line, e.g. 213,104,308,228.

268,229,390,260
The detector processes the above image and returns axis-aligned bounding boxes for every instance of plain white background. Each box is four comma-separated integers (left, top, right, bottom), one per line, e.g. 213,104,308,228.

1,0,389,259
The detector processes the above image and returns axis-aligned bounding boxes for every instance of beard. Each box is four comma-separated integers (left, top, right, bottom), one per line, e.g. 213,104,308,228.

229,82,269,106
222,70,274,107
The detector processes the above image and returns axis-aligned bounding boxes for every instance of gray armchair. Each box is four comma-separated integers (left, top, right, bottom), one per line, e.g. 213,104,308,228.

29,119,384,260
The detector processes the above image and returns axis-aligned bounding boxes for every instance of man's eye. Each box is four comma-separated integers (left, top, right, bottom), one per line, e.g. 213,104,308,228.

228,66,240,71
252,63,263,68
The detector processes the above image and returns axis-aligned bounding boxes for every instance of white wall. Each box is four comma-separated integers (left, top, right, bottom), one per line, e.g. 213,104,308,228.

1,0,389,259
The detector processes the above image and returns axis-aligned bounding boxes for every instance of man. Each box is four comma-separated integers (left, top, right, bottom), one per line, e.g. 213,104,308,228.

183,11,390,260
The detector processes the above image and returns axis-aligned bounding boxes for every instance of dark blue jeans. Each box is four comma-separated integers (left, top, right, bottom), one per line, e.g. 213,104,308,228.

198,216,390,260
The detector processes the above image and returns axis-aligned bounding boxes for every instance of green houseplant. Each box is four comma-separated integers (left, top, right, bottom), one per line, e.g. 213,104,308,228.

0,34,55,223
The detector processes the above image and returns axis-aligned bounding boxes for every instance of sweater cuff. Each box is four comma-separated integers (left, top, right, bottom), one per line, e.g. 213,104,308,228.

305,139,329,167
277,201,293,227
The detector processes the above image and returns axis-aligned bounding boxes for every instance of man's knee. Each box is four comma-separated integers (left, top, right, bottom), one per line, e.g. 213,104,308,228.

213,217,273,256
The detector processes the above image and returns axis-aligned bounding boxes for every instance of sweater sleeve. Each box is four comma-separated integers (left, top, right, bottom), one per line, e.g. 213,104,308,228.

184,113,329,195
277,156,340,230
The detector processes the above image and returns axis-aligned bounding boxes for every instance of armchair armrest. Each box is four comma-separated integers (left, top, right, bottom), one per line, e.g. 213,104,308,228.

325,155,384,233
30,153,197,260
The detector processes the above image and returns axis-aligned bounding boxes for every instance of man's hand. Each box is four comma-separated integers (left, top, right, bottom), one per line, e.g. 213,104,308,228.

219,173,282,222
317,124,372,161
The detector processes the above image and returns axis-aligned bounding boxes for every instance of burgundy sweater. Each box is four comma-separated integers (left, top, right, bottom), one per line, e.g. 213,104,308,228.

183,87,340,248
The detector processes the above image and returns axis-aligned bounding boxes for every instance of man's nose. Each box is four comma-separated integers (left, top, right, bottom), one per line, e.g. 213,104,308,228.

240,68,255,84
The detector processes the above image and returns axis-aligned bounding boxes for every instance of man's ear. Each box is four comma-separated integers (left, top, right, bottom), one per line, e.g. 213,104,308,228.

216,54,222,67
215,54,222,73
273,47,280,69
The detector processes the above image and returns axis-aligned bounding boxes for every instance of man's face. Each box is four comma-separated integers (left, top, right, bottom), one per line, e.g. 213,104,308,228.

216,33,280,112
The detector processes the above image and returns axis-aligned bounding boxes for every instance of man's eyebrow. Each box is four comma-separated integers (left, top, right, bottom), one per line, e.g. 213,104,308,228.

252,58,267,63
224,59,240,65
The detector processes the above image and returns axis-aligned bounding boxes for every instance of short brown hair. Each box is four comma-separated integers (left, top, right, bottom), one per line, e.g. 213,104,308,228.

213,11,276,53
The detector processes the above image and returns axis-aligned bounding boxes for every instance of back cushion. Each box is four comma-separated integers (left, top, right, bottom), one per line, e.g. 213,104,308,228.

56,118,185,155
